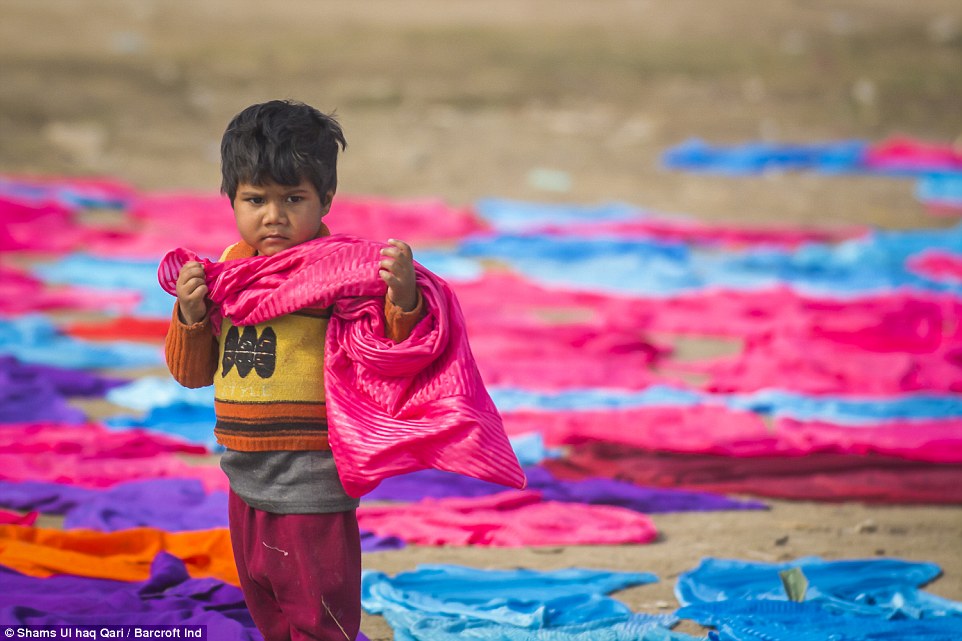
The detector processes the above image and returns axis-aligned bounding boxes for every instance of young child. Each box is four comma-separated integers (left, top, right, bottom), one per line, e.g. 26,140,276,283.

165,100,422,641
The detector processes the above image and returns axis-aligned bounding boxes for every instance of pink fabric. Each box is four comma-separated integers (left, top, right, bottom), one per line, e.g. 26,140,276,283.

469,319,664,389
326,196,488,244
0,452,227,492
0,510,38,526
502,405,774,455
503,406,962,462
1,198,81,253
158,235,526,497
0,422,207,458
863,137,962,173
776,417,962,463
908,250,962,284
356,490,657,546
534,218,868,248
454,277,962,395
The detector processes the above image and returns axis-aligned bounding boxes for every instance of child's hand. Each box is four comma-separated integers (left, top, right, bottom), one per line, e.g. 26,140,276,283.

176,261,209,325
379,239,417,311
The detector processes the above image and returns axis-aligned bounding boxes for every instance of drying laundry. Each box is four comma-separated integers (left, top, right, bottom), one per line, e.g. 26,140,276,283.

0,552,260,640
357,490,658,546
674,556,962,640
547,441,962,503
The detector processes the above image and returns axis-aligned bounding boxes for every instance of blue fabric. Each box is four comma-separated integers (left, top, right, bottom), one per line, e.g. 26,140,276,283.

473,199,647,233
362,564,686,640
675,557,962,640
456,225,962,296
106,376,214,412
0,176,132,210
413,249,486,280
510,432,565,465
489,385,706,412
0,316,163,369
916,172,962,207
660,139,868,175
490,385,962,424
32,254,175,318
689,600,961,641
105,403,220,450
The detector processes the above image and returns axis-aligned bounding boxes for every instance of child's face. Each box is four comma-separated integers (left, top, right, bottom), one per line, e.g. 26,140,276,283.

232,178,333,256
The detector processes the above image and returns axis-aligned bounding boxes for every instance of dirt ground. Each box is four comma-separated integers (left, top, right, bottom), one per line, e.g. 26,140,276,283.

3,1,962,638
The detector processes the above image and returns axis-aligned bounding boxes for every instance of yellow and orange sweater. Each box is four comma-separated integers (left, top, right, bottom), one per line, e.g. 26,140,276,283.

164,236,422,452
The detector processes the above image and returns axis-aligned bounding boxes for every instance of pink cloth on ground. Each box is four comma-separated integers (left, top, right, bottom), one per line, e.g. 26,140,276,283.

908,250,962,284
356,490,657,546
502,406,962,463
0,510,38,526
158,235,526,497
863,137,962,173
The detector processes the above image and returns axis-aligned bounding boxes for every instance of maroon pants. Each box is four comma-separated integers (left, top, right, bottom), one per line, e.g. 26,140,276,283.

228,490,361,641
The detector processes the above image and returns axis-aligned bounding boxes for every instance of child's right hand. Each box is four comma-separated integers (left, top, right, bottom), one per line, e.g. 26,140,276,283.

176,261,209,325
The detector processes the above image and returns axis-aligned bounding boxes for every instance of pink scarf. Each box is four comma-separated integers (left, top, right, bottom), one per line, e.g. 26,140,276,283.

158,234,526,497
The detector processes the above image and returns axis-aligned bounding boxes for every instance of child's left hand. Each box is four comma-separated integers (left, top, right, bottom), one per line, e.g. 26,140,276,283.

380,239,418,311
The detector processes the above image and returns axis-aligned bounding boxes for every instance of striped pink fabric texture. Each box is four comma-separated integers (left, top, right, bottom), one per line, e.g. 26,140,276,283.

158,234,526,497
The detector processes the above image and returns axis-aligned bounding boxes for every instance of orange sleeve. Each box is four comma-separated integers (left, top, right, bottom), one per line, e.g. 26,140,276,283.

164,301,219,388
384,289,425,343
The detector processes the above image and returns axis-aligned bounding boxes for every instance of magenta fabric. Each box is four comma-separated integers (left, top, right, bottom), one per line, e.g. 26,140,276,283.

325,196,488,244
532,217,868,248
503,407,962,463
158,235,526,497
0,422,206,458
908,250,962,284
469,319,663,389
502,405,774,454
0,509,37,525
357,490,658,546
228,490,361,641
0,423,222,491
863,137,962,173
0,452,228,491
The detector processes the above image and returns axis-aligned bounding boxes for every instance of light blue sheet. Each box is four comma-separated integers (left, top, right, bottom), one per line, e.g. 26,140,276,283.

107,376,214,411
474,199,648,233
0,316,162,369
489,385,962,424
917,172,962,208
31,254,174,318
362,565,697,641
105,403,219,450
457,225,962,296
675,556,962,640
660,139,869,175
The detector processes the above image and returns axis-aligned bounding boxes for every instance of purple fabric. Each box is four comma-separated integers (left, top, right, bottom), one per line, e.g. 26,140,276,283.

1,356,127,397
365,466,766,513
0,479,226,532
0,357,106,424
0,479,404,551
0,552,260,639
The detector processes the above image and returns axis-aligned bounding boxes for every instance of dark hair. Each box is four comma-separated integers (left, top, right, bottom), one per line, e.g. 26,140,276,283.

220,100,347,204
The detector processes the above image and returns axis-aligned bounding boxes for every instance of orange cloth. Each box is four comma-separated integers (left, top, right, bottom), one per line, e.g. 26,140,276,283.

0,524,239,586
